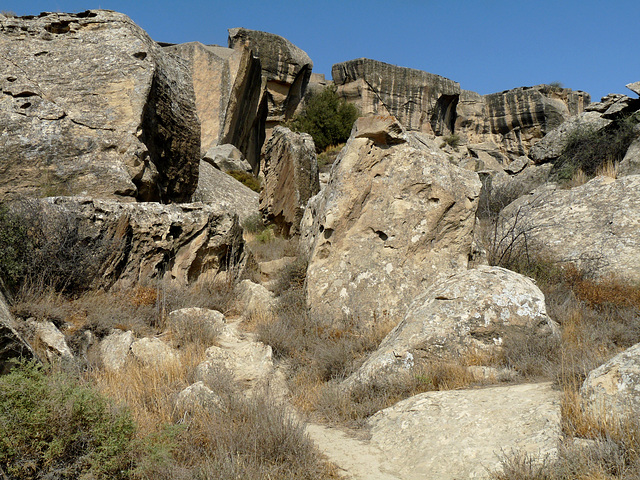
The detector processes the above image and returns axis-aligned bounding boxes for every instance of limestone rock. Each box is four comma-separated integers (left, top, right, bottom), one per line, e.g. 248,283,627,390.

0,10,200,202
352,115,408,144
618,135,640,177
100,330,134,371
175,381,224,416
0,291,38,374
627,82,640,97
368,382,561,480
165,42,265,168
167,308,225,345
345,266,558,388
228,28,312,131
23,197,246,289
203,144,252,174
236,280,277,318
131,337,177,366
191,160,259,222
581,342,640,423
258,256,297,284
30,320,73,362
301,116,481,323
499,175,640,284
529,111,611,163
259,126,319,236
585,93,629,113
332,58,460,135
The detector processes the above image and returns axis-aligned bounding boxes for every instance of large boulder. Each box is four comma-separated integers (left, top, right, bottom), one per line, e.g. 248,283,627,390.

191,160,259,222
368,382,561,480
13,197,247,290
202,144,252,174
165,42,265,169
0,291,38,374
332,58,460,135
499,175,640,284
581,342,640,423
0,10,200,202
301,116,481,323
259,126,319,236
228,28,312,133
345,266,558,388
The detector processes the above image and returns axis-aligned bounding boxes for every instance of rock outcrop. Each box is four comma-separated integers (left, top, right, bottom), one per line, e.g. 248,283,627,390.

228,28,312,134
16,197,247,290
499,175,640,284
0,10,200,202
345,266,558,388
301,116,481,322
165,42,265,169
332,58,461,135
368,382,561,480
0,291,38,374
259,126,319,236
191,160,259,222
581,342,640,423
202,144,252,174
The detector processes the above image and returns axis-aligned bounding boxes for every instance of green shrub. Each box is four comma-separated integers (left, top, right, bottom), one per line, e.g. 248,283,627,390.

255,225,275,244
552,113,638,181
0,205,30,295
442,133,461,149
241,212,266,234
0,361,136,479
227,170,261,193
289,86,359,152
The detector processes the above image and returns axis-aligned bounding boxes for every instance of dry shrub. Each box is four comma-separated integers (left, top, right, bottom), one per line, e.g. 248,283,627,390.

245,232,299,263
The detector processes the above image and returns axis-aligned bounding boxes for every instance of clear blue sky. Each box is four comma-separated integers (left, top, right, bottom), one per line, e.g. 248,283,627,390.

4,1,639,102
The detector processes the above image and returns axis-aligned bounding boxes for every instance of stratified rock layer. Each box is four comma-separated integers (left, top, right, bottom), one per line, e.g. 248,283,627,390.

301,117,481,322
0,10,200,202
260,126,319,236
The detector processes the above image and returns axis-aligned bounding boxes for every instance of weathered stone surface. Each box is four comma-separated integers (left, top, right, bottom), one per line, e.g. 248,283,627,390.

236,280,276,318
458,85,590,159
165,42,264,168
175,381,224,416
0,291,38,374
627,82,640,97
228,28,312,131
581,343,640,423
301,116,481,322
499,175,640,283
30,320,73,362
529,111,611,163
0,10,200,202
131,337,177,366
167,308,225,345
352,115,408,144
585,93,629,113
368,382,561,480
618,136,640,177
21,197,246,290
191,160,259,222
333,58,460,135
203,144,252,174
345,266,558,388
259,126,319,236
100,329,134,371
258,256,297,284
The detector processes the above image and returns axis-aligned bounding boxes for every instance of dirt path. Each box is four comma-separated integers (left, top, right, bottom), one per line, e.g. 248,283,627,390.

305,423,401,480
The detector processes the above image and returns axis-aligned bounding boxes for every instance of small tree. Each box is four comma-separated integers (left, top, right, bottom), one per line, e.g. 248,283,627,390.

289,86,359,152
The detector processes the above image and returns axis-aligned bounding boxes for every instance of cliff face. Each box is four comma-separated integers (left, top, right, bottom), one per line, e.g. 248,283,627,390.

332,58,461,135
0,10,200,202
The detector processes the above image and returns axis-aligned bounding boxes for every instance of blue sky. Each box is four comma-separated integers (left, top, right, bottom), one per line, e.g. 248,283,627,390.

4,1,639,101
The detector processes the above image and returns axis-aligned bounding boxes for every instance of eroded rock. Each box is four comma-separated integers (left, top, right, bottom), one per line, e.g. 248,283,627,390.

99,329,134,371
0,291,38,374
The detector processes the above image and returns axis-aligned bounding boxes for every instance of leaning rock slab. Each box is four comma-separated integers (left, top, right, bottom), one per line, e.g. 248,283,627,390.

0,10,200,202
499,175,640,284
301,116,481,322
581,342,640,423
259,126,319,236
368,382,561,480
30,320,73,362
345,266,558,388
0,290,38,374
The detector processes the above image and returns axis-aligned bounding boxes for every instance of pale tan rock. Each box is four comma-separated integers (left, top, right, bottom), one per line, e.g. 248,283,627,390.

236,280,277,317
580,343,640,423
202,144,252,174
301,116,481,323
131,337,177,366
167,308,225,345
345,266,558,388
31,320,73,362
175,381,224,417
499,175,640,284
627,82,640,97
618,135,640,177
191,160,259,222
165,42,264,168
100,330,134,371
258,256,297,284
0,10,200,202
368,382,561,480
259,126,319,236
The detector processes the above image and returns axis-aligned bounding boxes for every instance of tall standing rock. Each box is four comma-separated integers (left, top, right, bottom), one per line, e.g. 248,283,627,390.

259,126,319,237
0,10,200,202
301,116,481,323
228,28,313,137
165,42,265,170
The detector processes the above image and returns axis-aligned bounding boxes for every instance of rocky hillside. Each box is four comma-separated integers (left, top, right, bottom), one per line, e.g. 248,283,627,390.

1,8,640,480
